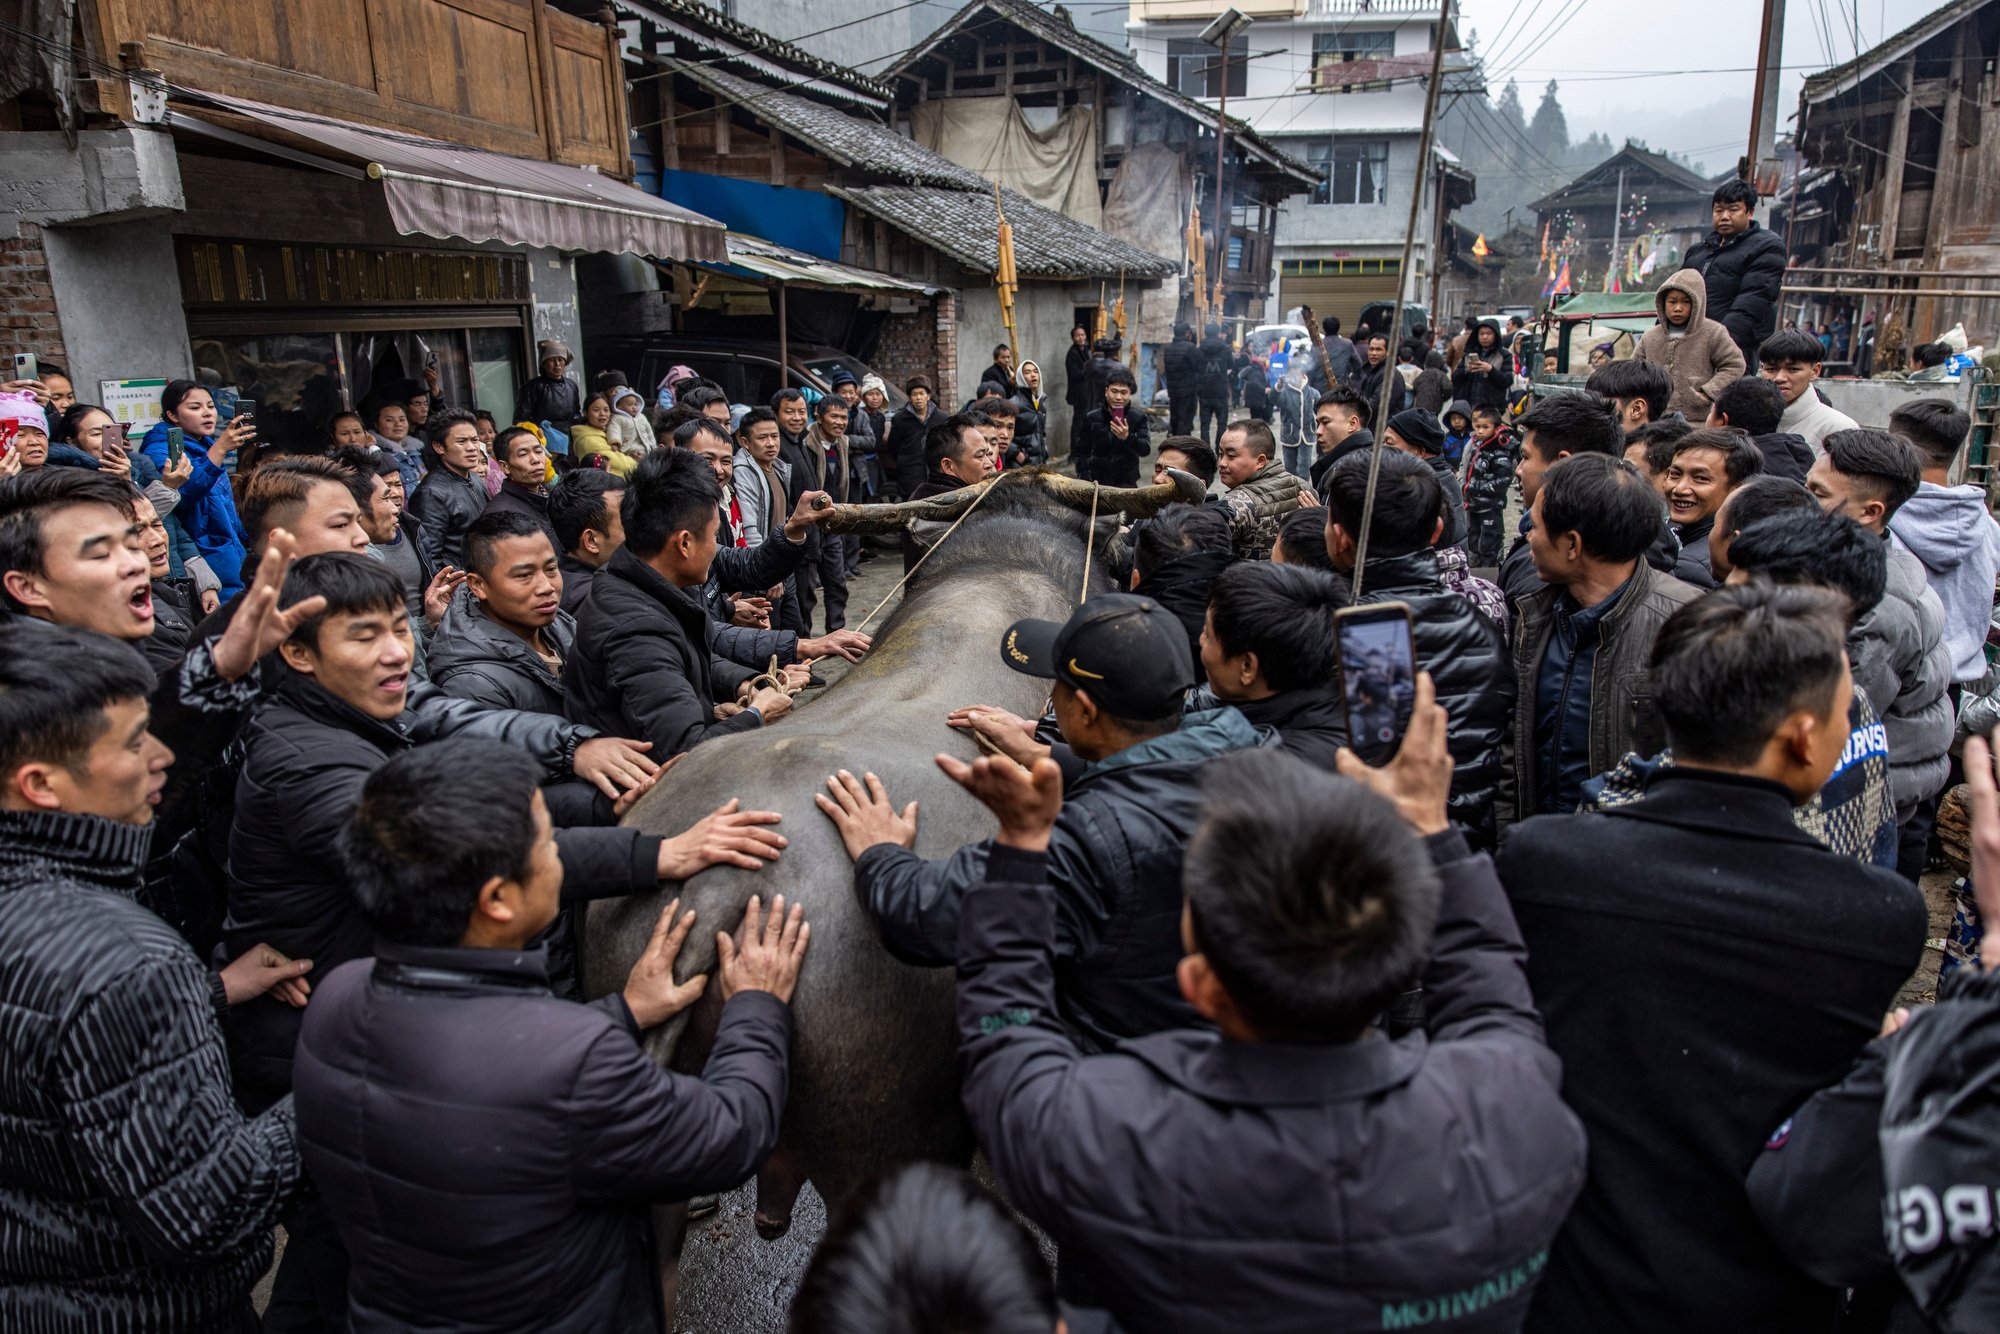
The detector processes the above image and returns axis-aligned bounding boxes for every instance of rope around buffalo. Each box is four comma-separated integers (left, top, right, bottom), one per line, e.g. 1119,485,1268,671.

753,473,1011,696
756,474,1104,698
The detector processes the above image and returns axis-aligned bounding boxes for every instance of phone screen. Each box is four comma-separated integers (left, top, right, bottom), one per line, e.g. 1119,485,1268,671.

234,400,258,443
1336,604,1417,765
165,426,185,463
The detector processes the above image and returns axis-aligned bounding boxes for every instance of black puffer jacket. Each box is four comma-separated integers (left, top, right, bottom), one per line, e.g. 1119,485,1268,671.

1752,430,1814,485
1450,330,1513,412
1232,686,1348,771
225,675,655,1104
1197,334,1234,401
426,588,576,716
854,708,1272,1052
1077,406,1151,487
885,404,942,498
481,479,562,555
1337,548,1512,847
567,546,763,756
294,944,789,1334
143,574,201,674
514,373,581,429
1683,221,1788,362
1162,336,1201,398
408,466,488,569
0,808,300,1332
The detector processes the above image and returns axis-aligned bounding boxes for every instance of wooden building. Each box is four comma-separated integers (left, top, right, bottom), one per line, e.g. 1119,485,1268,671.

880,0,1319,326
0,0,721,447
1529,143,1716,292
1794,0,2000,350
599,0,1177,425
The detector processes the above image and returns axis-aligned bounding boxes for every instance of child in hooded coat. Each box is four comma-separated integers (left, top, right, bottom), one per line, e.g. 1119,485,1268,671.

606,386,656,460
1636,268,1746,418
1442,399,1474,469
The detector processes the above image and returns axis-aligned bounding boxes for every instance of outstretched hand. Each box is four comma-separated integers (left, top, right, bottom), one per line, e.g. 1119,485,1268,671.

936,752,1063,852
212,529,326,682
814,769,918,861
573,736,659,800
622,897,708,1029
945,704,1050,767
1334,671,1454,837
658,798,786,879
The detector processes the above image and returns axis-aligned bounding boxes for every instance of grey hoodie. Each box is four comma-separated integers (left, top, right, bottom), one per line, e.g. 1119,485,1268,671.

1892,482,2000,683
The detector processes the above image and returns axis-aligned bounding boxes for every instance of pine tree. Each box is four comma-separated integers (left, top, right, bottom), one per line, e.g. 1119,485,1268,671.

1496,80,1528,142
1529,80,1569,160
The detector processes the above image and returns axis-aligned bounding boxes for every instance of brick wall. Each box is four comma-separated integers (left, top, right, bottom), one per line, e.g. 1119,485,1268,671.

873,295,942,390
0,222,69,367
935,290,957,397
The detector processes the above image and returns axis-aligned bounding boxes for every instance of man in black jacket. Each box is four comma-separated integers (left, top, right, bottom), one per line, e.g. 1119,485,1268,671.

1199,561,1346,770
407,410,489,568
1162,323,1201,436
295,740,807,1333
1196,324,1233,445
949,693,1584,1331
0,624,312,1332
818,594,1268,1052
1659,426,1765,588
1705,374,1813,483
1498,582,1926,1333
481,425,562,553
1308,384,1374,500
1348,333,1408,421
1684,178,1788,366
547,468,625,616
1383,408,1469,547
226,555,763,1111
980,343,1018,398
427,510,575,716
1076,367,1150,488
513,339,582,430
1325,450,1513,846
568,450,811,756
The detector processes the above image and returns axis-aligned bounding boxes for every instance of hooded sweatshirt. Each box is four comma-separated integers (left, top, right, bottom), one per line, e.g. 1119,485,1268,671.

1891,483,2000,683
1635,269,1746,418
1442,398,1474,467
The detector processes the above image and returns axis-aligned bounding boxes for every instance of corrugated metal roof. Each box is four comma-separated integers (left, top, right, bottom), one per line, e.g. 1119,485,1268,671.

700,233,942,294
830,183,1178,279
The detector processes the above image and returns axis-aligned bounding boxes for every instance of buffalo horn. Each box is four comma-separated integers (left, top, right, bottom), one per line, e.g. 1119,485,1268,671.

818,465,1204,534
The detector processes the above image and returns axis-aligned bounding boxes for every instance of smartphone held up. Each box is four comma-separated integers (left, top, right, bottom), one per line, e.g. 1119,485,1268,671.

1334,602,1417,766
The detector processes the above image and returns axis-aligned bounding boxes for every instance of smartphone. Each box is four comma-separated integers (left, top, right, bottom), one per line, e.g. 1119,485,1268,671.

104,421,127,452
165,426,186,464
12,352,36,383
1334,601,1418,765
233,399,258,443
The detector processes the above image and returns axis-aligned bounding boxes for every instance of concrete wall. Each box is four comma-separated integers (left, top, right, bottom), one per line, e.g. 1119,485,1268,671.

526,247,586,387
0,128,184,227
40,220,194,400
955,282,1084,446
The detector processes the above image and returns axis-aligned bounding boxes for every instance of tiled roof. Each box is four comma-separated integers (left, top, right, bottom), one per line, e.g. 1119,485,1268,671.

1530,142,1717,213
608,0,890,106
1803,0,1981,101
887,0,1319,188
830,183,1179,279
672,61,991,190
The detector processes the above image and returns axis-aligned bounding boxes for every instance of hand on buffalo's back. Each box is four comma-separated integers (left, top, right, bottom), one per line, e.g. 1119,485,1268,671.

719,894,810,1004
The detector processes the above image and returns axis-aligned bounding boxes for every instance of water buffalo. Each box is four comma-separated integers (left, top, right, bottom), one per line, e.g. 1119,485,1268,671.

580,467,1199,1285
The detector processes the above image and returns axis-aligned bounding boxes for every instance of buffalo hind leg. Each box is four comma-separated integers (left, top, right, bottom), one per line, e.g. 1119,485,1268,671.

754,1146,807,1240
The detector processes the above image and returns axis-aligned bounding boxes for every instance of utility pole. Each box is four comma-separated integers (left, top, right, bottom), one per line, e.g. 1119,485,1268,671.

1605,164,1627,292
1201,9,1252,322
1745,0,1786,224
1428,156,1448,319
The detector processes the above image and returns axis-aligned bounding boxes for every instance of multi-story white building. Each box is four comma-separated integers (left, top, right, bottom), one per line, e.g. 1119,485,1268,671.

1126,0,1473,332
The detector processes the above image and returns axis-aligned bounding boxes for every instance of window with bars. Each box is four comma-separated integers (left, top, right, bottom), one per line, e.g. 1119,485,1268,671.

1165,37,1247,99
1304,139,1391,206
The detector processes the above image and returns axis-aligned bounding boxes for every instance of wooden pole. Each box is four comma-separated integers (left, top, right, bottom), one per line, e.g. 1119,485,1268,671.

1350,0,1451,599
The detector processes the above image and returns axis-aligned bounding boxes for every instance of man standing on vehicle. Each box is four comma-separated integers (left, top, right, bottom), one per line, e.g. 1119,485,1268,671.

1684,179,1788,368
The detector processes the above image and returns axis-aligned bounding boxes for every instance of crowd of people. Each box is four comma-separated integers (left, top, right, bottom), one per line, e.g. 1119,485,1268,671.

5,207,2000,1333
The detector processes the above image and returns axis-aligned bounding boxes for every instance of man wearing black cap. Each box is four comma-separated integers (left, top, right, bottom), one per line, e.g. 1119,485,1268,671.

817,594,1269,1051
1384,408,1468,548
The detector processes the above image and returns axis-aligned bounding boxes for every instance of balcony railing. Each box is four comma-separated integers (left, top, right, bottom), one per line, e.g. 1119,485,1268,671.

1310,0,1442,14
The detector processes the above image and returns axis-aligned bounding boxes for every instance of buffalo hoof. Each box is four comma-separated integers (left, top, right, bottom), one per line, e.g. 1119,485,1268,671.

753,1209,792,1241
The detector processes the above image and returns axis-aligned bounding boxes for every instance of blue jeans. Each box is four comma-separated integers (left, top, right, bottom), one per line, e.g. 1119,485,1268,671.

1282,443,1311,481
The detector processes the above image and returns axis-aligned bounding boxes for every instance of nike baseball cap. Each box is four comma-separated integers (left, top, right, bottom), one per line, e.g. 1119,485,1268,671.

999,594,1195,718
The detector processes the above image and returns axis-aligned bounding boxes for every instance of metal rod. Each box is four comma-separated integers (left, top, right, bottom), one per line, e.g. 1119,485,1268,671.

777,281,789,388
1214,45,1230,321
1350,0,1449,601
1787,267,2000,279
1781,284,2000,298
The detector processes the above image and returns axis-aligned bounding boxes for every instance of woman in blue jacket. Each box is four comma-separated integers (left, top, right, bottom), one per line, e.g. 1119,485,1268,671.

140,380,254,598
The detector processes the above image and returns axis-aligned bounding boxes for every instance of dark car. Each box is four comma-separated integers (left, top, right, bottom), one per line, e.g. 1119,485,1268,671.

584,336,903,411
